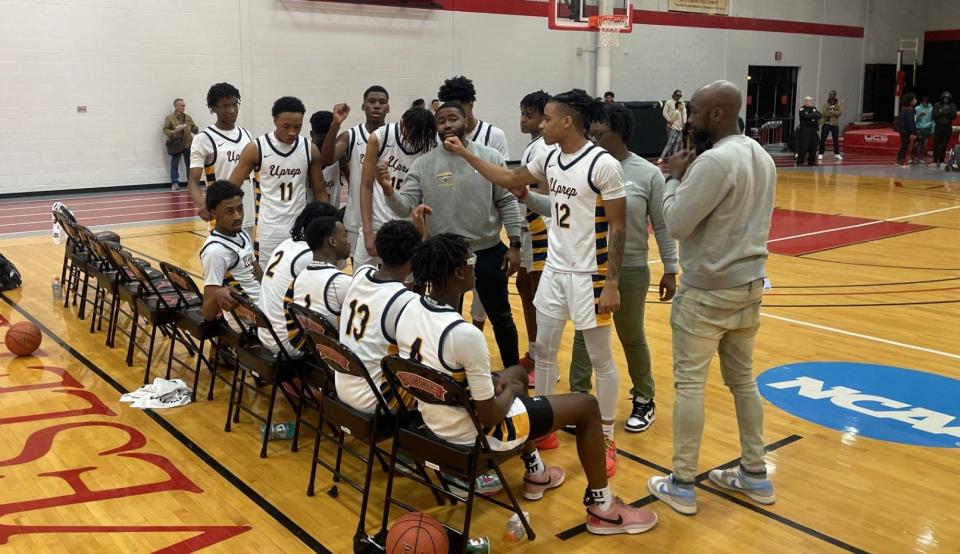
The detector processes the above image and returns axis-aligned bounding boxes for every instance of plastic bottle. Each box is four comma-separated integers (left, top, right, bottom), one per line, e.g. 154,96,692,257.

51,277,63,299
503,512,530,543
260,421,296,441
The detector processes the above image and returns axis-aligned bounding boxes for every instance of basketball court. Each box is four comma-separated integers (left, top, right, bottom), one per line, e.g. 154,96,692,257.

1,1,959,553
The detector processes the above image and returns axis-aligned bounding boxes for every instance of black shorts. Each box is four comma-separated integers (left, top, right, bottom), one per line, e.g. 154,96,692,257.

520,395,554,441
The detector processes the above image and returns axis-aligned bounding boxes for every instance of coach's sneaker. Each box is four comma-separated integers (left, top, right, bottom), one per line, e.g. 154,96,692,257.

586,497,658,535
647,474,697,515
534,431,558,450
708,467,776,505
522,465,565,500
604,438,617,477
625,398,656,433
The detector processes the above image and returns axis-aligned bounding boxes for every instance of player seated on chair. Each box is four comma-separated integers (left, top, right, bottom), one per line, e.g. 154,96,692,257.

258,202,339,354
284,215,353,348
397,233,658,536
336,220,422,414
199,180,262,324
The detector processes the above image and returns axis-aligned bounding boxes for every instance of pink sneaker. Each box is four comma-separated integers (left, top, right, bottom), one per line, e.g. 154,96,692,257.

605,439,617,478
586,497,658,535
522,466,565,500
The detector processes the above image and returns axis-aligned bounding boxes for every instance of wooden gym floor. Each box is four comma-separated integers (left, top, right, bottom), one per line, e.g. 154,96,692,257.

0,167,958,553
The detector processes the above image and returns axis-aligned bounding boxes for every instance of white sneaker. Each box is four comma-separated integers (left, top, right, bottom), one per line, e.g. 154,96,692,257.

171,183,180,192
656,158,664,165
817,154,823,160
834,154,843,160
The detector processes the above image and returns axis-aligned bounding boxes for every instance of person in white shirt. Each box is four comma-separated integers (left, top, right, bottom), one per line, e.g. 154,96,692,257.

398,233,656,536
198,180,261,323
657,90,687,165
228,96,329,268
187,82,255,237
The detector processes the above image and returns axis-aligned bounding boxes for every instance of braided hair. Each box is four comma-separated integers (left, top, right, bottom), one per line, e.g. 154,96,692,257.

520,90,552,115
411,233,470,292
290,202,338,242
399,107,437,155
551,88,608,136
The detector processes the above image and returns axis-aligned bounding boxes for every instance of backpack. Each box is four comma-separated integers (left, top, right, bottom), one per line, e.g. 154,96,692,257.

0,254,22,291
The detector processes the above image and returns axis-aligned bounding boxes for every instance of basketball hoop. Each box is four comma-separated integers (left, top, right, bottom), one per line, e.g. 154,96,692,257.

589,15,629,48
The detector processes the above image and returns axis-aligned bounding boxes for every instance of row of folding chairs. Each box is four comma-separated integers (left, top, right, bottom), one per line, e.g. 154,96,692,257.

52,205,534,553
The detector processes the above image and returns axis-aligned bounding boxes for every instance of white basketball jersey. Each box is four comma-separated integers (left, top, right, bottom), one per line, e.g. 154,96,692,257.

255,133,311,236
533,144,625,274
198,229,259,302
343,123,373,233
323,163,341,208
470,120,509,160
336,266,418,413
257,238,313,352
287,261,349,324
200,126,253,184
369,123,422,230
395,295,475,442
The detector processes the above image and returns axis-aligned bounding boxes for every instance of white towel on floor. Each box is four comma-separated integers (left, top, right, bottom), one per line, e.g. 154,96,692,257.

120,378,192,409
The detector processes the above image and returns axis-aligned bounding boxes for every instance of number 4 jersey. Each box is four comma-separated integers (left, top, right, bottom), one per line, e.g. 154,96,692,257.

335,265,418,413
526,143,625,275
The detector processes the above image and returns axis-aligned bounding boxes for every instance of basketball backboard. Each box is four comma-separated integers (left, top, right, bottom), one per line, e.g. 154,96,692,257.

548,0,634,32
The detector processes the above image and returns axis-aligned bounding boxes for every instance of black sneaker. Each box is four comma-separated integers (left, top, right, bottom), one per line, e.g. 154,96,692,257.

625,398,655,433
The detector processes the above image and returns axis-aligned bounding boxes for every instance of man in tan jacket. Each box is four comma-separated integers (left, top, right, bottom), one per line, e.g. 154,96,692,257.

658,90,686,164
162,98,198,191
817,90,843,161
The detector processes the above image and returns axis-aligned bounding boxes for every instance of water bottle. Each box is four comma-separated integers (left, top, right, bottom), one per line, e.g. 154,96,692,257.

503,512,529,543
51,277,63,299
465,537,490,553
260,421,296,441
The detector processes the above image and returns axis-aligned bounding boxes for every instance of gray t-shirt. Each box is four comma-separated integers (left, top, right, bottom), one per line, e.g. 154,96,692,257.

662,135,776,289
621,153,678,272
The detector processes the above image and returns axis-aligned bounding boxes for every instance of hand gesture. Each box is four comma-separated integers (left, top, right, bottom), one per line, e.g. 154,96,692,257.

412,204,433,239
332,103,350,125
442,136,467,156
375,163,392,194
659,273,677,301
669,149,696,180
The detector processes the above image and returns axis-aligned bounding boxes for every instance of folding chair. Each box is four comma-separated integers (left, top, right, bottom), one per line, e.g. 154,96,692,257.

286,303,338,451
159,261,221,402
379,355,535,552
225,294,305,458
297,325,443,551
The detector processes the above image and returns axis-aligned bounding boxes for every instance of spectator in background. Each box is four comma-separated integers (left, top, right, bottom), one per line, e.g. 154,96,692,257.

931,91,957,169
657,90,686,165
913,96,933,164
896,93,917,169
604,91,616,103
431,98,440,113
163,98,198,191
796,96,820,167
817,90,844,161
412,98,426,109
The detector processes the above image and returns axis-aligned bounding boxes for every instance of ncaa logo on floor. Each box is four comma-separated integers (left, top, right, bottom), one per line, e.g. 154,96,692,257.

757,362,960,448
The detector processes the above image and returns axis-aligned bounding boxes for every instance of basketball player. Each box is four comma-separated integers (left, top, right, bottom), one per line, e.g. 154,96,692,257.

336,220,421,414
319,86,390,255
443,89,627,477
257,202,338,354
228,96,328,268
399,234,656,535
187,82,254,236
516,90,553,383
309,111,343,209
357,108,436,266
199,180,261,322
284,216,353,347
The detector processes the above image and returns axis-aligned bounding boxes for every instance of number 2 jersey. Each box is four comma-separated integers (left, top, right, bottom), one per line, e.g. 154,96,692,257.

335,265,418,413
526,143,624,275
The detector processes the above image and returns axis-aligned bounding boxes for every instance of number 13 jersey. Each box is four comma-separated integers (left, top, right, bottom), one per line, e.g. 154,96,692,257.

526,143,624,274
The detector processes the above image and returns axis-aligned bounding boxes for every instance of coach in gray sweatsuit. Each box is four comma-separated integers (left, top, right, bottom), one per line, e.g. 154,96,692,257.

647,80,777,514
381,102,522,366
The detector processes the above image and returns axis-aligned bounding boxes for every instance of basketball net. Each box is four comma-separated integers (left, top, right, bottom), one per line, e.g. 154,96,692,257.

590,15,629,48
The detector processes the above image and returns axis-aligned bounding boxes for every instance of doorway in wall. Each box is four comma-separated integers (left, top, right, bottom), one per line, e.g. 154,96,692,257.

746,66,799,140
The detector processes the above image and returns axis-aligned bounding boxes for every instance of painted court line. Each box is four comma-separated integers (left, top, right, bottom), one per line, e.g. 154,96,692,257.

760,312,960,361
767,205,960,243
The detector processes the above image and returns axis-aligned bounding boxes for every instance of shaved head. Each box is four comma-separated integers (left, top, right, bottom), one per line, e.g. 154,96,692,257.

688,80,743,145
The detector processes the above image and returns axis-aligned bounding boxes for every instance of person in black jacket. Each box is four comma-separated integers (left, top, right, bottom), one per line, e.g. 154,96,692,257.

931,91,957,168
896,93,918,168
796,97,821,166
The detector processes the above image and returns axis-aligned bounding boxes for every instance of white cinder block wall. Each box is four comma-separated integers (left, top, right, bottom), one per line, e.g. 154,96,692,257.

0,0,932,194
